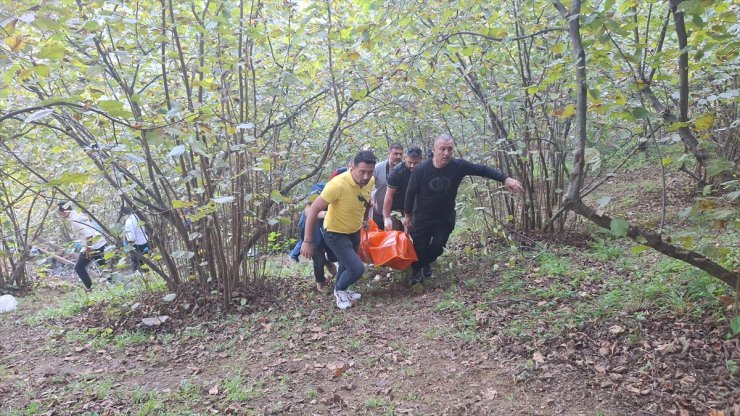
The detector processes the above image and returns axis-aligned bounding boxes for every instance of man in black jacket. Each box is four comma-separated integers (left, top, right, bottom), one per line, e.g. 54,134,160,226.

382,146,423,231
403,134,524,285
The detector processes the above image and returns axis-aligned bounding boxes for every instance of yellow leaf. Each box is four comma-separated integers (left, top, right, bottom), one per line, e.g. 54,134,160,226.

560,104,576,119
4,36,24,52
694,113,714,131
172,200,196,209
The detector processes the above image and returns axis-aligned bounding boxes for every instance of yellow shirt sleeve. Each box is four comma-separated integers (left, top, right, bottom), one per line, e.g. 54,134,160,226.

320,178,342,205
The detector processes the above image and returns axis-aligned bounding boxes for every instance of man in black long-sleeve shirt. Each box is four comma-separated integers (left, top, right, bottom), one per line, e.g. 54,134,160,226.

403,134,524,285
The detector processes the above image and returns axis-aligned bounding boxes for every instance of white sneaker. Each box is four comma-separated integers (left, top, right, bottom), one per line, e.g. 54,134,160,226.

334,289,353,310
345,288,361,301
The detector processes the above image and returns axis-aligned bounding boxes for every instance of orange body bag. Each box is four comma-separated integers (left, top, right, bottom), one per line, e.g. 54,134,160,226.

359,220,417,270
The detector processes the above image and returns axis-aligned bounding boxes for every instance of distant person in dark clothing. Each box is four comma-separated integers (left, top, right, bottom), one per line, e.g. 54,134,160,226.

122,206,150,273
382,146,423,231
403,134,524,285
289,183,326,263
372,143,404,228
57,202,107,291
291,183,338,293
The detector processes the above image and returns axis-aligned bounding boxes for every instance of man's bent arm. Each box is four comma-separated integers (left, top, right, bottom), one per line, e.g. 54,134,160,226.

382,188,396,230
461,160,508,183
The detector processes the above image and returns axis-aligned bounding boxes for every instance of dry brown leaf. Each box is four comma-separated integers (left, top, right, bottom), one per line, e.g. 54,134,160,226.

609,325,625,335
532,352,545,364
4,36,24,52
208,385,219,395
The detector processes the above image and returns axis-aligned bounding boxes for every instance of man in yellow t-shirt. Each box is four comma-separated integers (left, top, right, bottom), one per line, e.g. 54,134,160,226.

301,150,376,310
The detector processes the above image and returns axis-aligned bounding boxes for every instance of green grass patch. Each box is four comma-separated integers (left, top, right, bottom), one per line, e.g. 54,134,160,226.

29,275,167,324
223,375,264,403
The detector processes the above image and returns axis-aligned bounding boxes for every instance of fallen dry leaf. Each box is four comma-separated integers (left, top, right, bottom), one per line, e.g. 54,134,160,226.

608,325,625,335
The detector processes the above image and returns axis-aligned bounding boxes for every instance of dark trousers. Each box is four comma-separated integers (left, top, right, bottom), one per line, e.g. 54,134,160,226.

131,243,149,272
75,245,107,289
411,221,455,272
311,229,337,283
323,231,363,291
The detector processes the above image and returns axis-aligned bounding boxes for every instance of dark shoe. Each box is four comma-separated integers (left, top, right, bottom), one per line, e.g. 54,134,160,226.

422,264,432,280
408,270,422,286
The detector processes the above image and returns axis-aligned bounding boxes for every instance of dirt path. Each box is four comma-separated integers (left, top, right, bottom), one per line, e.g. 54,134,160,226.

0,267,628,416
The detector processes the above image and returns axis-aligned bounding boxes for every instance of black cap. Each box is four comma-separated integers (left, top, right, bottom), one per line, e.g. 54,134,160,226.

57,202,72,212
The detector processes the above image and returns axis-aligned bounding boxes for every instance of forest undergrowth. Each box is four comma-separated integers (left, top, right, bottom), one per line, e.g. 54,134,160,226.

0,164,738,416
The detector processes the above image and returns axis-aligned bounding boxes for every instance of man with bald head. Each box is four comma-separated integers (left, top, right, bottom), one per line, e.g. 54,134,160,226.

403,134,524,285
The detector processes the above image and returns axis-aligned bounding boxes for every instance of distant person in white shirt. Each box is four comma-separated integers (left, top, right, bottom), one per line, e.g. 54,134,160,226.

57,202,107,291
122,206,150,272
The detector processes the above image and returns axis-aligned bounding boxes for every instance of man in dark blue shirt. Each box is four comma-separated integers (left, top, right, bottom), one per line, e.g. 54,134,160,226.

403,134,524,285
382,146,423,231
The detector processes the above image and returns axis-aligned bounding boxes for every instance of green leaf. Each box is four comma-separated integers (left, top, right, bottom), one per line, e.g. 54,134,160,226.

351,90,366,101
47,172,89,186
631,107,651,119
706,158,734,176
730,316,740,337
270,190,287,204
666,121,689,132
461,46,476,57
630,245,649,254
700,244,722,259
610,217,629,237
145,130,164,146
33,64,51,78
98,100,120,111
172,200,196,209
709,208,737,221
38,45,66,59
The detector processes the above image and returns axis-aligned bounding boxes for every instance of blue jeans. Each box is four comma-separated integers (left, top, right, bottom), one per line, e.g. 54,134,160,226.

323,231,363,291
291,212,324,260
289,241,302,259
